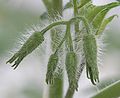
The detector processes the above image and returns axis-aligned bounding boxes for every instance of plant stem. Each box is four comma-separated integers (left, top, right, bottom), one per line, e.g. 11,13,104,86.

49,78,63,98
42,0,52,9
73,0,79,34
65,1,79,98
66,23,74,51
73,0,79,51
70,17,91,34
42,21,67,34
43,0,64,98
65,87,75,98
41,16,91,35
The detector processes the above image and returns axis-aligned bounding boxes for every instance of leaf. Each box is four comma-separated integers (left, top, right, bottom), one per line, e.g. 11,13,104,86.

96,15,118,35
92,80,120,98
63,1,73,10
86,2,120,23
78,1,93,16
92,2,120,29
78,0,91,8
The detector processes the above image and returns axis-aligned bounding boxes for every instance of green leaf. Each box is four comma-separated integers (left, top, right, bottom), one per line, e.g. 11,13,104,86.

63,1,73,10
78,0,91,8
78,1,93,16
96,15,118,35
92,80,120,98
92,2,120,29
86,2,120,23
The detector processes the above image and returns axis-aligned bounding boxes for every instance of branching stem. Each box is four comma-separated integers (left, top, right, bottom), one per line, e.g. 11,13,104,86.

70,16,91,34
41,16,90,35
42,21,68,34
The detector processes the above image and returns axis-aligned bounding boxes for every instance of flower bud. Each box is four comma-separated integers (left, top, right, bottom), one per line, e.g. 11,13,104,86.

65,51,78,91
83,34,99,85
46,54,58,84
7,32,44,69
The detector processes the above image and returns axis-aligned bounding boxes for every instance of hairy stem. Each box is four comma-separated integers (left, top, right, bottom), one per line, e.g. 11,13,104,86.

43,0,64,98
41,16,90,35
42,21,67,34
66,22,74,51
73,0,79,34
65,0,84,98
42,0,52,9
65,88,75,98
70,16,91,34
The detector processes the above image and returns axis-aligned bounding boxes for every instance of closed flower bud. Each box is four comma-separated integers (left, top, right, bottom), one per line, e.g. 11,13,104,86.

7,32,44,69
46,54,58,84
83,34,99,85
65,51,78,91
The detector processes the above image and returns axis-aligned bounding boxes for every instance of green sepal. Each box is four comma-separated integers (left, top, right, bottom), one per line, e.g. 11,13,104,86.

7,32,44,69
46,54,58,84
83,34,99,85
65,51,78,91
96,15,118,35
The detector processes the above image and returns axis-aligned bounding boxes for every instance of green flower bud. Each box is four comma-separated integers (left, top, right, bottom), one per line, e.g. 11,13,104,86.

7,32,44,69
65,51,78,91
46,54,58,84
83,34,99,85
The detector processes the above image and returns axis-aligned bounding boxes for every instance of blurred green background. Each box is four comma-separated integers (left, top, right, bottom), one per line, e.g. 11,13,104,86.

0,0,120,98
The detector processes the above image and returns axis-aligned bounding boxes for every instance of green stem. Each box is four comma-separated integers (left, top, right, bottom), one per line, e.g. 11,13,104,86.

66,22,74,51
65,88,75,98
42,0,52,10
73,0,79,33
49,78,63,98
40,16,90,35
44,1,64,98
42,21,67,34
70,16,91,34
92,80,120,98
